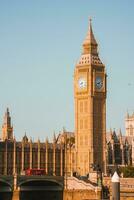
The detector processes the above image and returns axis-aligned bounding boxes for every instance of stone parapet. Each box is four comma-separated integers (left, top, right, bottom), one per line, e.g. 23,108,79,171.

64,177,101,200
63,189,101,200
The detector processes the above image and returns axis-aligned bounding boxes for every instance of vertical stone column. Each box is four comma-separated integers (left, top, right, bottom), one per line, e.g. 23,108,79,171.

121,144,124,165
69,145,71,176
53,143,56,176
70,147,73,176
38,139,40,169
45,138,48,174
64,133,68,189
89,97,94,171
21,141,24,172
12,189,20,200
4,140,7,175
128,146,131,165
132,139,134,165
112,143,115,164
30,139,32,169
103,97,107,174
13,139,16,175
75,151,77,175
60,145,63,176
64,133,67,176
13,174,17,191
12,190,20,200
12,174,20,200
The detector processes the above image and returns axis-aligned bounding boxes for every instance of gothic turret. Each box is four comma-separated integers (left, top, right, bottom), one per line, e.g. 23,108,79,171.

2,108,13,141
22,132,28,143
53,132,56,143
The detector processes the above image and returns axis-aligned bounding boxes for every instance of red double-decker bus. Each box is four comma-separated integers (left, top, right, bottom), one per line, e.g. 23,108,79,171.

25,169,45,176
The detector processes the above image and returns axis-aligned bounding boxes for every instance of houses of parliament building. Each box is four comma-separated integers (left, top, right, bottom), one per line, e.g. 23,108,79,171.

0,20,133,177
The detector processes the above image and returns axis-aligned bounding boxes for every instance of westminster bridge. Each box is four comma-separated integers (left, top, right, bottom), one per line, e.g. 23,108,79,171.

0,175,64,200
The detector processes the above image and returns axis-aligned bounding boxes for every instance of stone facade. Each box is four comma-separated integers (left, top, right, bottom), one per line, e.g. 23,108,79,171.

106,129,133,170
74,19,106,175
125,113,134,137
63,176,101,200
1,108,134,178
0,109,65,176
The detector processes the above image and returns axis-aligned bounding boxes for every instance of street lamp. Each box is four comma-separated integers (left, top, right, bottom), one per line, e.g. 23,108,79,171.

91,164,103,198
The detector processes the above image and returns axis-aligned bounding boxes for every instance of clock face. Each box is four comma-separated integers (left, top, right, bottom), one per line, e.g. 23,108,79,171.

95,76,103,89
78,78,86,89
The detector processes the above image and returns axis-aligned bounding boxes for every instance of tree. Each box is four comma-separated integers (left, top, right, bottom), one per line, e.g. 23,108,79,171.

121,166,134,178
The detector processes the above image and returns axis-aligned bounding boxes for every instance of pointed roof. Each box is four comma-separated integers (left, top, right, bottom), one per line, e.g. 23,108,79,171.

83,18,97,46
53,131,56,143
4,107,10,123
45,137,49,143
118,129,123,144
76,19,104,67
30,137,32,143
6,107,9,114
126,111,129,118
112,171,120,182
22,132,28,143
37,138,40,143
112,129,119,142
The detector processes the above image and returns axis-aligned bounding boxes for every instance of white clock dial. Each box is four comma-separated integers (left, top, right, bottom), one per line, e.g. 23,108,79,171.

95,76,103,89
78,78,86,89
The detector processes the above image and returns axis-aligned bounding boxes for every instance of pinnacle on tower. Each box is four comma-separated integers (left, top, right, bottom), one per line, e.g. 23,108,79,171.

53,131,56,143
45,136,49,143
83,18,98,55
6,107,9,114
119,128,122,136
2,108,13,140
4,107,10,125
83,18,97,45
37,138,40,143
126,110,129,118
30,137,32,143
22,132,28,143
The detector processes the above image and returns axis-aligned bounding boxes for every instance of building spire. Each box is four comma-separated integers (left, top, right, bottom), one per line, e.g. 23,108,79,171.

2,108,13,141
126,109,129,118
83,18,98,55
53,131,56,143
76,18,104,67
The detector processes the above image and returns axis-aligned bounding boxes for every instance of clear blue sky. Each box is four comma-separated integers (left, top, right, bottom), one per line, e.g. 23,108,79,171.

0,0,134,140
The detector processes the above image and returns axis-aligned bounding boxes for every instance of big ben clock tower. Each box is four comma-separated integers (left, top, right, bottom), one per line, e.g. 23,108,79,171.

74,19,107,175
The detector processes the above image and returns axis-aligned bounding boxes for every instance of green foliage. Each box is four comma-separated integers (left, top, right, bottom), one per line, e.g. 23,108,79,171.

121,166,134,178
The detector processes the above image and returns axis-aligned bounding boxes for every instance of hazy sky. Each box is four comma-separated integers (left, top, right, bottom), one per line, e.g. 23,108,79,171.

0,0,134,140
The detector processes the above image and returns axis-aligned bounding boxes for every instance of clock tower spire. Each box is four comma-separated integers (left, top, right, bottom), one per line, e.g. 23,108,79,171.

83,18,98,55
2,108,13,141
74,20,107,175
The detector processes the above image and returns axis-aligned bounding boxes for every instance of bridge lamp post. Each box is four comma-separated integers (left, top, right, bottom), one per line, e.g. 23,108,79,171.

91,164,103,199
